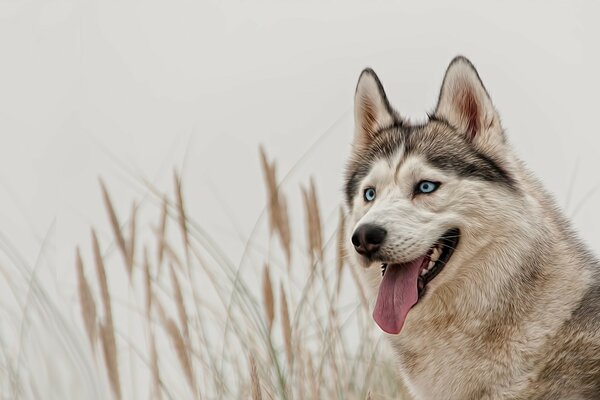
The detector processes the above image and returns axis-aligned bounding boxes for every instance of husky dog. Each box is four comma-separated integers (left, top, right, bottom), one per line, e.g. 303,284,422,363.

345,57,600,399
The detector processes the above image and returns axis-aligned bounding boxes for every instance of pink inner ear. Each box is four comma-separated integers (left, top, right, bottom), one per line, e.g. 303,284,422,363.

458,88,480,141
360,97,378,138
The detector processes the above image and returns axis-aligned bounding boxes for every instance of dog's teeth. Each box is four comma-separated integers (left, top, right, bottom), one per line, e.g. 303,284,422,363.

430,247,441,262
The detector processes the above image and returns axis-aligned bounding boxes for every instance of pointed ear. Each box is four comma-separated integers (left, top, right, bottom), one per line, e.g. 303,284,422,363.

353,68,395,148
434,57,503,147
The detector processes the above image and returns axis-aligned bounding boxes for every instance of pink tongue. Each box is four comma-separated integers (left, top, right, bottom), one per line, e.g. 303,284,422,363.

373,256,428,334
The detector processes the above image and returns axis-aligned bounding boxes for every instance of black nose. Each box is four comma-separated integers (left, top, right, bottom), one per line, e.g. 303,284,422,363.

351,224,386,257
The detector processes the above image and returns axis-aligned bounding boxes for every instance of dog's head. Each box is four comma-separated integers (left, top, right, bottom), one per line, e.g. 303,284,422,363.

345,57,527,334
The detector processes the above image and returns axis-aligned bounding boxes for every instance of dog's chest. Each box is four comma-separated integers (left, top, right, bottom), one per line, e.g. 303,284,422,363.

390,315,526,399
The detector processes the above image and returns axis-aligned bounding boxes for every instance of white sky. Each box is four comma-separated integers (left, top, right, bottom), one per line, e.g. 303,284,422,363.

1,0,600,333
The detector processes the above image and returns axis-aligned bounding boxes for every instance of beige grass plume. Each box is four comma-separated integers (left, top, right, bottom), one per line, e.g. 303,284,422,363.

259,146,292,265
75,247,97,350
126,201,137,270
150,330,162,400
248,353,263,400
302,177,324,264
157,195,169,275
262,263,275,334
174,170,191,264
92,230,121,399
164,316,197,396
279,283,293,367
170,264,190,342
99,179,132,278
143,246,153,319
336,207,347,296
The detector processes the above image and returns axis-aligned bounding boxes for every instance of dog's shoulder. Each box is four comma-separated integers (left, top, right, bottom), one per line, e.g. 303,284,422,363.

519,267,600,399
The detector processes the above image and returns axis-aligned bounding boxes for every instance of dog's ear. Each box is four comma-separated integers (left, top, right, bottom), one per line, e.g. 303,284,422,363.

353,69,395,149
434,56,503,148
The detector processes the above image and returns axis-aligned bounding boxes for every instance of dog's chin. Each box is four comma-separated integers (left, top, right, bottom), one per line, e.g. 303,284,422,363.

374,228,460,300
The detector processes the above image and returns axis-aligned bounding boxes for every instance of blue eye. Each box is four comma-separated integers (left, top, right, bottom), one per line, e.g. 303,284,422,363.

363,187,376,202
416,180,440,194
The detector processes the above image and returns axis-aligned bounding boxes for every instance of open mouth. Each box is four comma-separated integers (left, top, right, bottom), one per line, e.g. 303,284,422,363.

380,228,460,298
373,228,460,335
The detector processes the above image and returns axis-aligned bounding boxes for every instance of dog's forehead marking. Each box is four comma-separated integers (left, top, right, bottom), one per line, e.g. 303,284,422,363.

392,145,407,181
359,140,408,192
345,120,515,206
408,122,515,188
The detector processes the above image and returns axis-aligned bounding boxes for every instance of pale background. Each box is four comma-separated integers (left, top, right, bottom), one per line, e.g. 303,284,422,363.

1,0,600,396
2,0,600,267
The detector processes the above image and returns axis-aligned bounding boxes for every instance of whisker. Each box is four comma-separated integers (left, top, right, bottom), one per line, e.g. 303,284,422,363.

436,243,459,252
441,233,461,238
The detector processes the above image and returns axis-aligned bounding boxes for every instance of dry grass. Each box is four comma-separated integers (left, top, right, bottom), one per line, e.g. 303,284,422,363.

75,247,98,350
262,264,275,334
69,148,406,399
90,228,122,399
100,179,132,278
248,354,263,400
279,283,293,369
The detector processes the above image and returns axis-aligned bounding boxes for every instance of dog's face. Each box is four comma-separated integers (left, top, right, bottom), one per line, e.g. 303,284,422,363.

345,57,523,334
